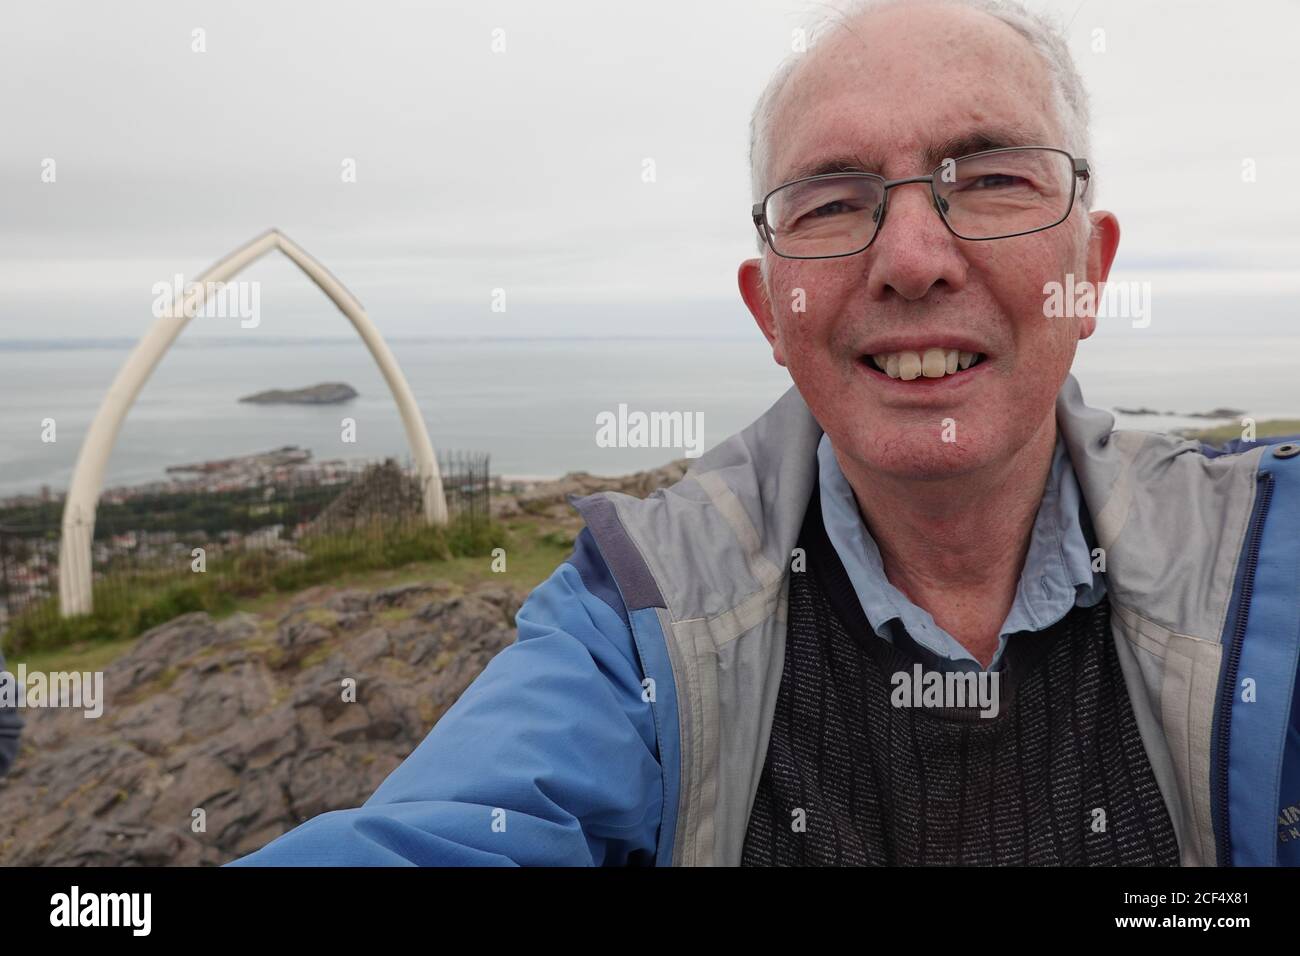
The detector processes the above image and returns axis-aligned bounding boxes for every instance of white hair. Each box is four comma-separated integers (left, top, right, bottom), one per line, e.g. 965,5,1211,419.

749,0,1094,255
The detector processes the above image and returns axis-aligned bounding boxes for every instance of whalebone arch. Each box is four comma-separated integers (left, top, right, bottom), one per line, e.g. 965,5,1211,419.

57,229,446,616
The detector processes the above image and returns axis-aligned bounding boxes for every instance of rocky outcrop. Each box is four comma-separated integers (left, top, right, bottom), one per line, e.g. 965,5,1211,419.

0,581,522,865
492,459,690,527
0,458,694,866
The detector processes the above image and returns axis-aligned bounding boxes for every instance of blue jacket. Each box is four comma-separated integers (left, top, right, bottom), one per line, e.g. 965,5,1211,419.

231,380,1300,866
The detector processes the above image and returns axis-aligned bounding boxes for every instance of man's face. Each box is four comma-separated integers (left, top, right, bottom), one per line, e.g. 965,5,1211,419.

741,3,1116,482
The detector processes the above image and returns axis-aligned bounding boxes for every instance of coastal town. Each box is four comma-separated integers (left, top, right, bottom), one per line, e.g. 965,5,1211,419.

0,447,413,631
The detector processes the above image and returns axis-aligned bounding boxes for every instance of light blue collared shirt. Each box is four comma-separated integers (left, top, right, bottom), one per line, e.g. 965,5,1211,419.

817,432,1106,673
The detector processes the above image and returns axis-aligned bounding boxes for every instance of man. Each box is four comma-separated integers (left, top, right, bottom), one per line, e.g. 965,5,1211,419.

233,0,1300,866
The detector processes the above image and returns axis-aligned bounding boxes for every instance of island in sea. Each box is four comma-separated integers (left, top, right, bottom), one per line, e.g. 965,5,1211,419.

238,382,358,405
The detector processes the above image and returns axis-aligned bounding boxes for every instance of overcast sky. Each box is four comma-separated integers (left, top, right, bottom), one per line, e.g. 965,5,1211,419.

2,0,1298,339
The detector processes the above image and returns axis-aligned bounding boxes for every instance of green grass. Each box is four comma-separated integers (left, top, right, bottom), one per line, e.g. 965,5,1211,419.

1181,419,1300,444
3,515,574,673
2,515,507,660
17,632,141,677
280,517,574,597
4,573,239,660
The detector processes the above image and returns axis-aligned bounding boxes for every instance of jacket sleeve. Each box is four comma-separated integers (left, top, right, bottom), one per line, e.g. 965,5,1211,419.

0,648,23,776
228,529,663,866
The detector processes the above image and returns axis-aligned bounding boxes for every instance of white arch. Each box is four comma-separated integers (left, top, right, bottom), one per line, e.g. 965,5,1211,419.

58,228,447,617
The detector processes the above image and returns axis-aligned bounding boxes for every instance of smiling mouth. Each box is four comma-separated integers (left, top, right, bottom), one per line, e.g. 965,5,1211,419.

863,348,987,381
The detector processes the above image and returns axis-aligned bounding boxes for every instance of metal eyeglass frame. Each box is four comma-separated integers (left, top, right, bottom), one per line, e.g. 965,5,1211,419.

751,146,1091,260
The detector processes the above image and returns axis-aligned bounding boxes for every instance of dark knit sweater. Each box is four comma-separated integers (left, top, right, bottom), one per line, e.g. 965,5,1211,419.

740,487,1180,866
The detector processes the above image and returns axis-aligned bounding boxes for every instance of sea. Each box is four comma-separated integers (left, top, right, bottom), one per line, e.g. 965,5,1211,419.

1,329,1297,499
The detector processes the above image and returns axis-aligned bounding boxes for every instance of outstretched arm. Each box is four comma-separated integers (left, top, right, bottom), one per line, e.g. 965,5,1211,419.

228,531,663,866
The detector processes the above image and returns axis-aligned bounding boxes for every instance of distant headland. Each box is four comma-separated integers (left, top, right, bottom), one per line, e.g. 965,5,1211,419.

1114,405,1246,419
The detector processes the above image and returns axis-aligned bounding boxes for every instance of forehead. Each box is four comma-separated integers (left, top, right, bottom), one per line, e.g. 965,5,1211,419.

768,2,1062,184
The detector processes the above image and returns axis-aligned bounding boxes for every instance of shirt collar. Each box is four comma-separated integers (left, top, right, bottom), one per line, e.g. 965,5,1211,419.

816,431,1105,671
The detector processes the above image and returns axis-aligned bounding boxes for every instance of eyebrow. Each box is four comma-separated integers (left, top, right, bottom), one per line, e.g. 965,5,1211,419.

777,124,1048,186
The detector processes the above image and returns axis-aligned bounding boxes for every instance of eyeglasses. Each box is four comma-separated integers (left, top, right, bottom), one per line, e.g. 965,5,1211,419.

752,146,1090,260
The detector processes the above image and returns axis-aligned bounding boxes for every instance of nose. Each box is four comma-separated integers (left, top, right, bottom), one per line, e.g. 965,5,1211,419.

865,181,967,302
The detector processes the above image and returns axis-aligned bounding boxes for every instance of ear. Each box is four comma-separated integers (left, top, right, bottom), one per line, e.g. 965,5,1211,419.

738,257,786,366
1080,210,1120,339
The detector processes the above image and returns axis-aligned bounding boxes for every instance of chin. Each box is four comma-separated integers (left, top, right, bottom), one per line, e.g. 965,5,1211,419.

845,422,997,483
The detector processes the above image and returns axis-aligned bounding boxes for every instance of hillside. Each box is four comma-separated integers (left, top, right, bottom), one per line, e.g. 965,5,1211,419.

0,460,687,865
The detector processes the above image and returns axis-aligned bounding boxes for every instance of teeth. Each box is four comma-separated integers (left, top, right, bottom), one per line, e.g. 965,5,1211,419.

898,351,922,381
921,348,946,378
870,349,983,380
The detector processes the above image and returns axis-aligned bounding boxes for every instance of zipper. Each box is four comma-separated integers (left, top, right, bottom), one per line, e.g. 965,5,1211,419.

1212,471,1275,866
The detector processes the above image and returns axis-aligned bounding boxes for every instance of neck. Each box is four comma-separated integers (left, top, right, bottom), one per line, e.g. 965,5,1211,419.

834,415,1058,667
